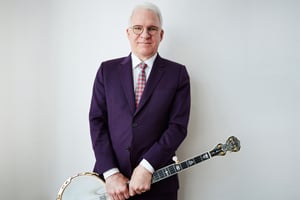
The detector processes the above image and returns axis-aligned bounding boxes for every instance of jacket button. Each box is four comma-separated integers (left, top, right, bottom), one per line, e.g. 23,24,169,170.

126,147,132,152
132,122,138,128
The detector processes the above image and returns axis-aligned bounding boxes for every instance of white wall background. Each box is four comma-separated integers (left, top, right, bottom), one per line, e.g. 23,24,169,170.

1,0,299,199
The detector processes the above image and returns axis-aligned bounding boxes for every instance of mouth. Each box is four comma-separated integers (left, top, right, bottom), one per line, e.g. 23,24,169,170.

137,40,151,44
138,43,152,46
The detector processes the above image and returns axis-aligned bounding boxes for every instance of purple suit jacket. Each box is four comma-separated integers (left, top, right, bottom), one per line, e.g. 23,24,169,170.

89,53,190,194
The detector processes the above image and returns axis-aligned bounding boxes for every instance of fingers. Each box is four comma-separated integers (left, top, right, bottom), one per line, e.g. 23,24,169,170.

108,187,130,200
105,173,130,200
129,180,150,195
129,187,148,196
110,191,130,200
106,166,152,199
129,188,146,197
129,165,152,196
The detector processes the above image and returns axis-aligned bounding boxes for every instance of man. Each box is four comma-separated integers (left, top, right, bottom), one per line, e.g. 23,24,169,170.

89,2,191,200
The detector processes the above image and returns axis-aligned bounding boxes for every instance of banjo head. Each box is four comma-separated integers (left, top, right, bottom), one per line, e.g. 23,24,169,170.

56,172,108,200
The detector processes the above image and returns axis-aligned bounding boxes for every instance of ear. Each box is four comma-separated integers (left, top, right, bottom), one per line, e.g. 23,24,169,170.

160,29,164,41
127,28,132,37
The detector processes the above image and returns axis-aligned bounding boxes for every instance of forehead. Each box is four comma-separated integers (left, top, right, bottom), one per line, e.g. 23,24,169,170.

130,8,160,26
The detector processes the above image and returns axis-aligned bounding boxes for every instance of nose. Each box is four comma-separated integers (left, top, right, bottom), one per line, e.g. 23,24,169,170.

140,28,151,38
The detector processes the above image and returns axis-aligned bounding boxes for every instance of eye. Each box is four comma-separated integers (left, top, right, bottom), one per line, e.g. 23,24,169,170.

147,26,159,35
148,26,158,31
133,25,143,31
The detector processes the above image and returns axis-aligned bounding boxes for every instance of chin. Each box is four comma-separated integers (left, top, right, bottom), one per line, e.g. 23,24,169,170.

136,48,150,54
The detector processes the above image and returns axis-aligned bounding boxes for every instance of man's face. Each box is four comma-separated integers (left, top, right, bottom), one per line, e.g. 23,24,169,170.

127,8,164,61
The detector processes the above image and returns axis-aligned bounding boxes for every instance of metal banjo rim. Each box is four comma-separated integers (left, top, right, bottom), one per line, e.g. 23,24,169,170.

56,172,100,200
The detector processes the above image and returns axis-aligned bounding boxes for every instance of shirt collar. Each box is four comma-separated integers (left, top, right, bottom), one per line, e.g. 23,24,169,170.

131,53,158,69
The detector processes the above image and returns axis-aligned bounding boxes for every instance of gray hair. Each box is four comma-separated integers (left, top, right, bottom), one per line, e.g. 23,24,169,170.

129,2,163,27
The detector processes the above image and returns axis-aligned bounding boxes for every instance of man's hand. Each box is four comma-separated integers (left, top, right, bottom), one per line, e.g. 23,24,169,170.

129,165,152,196
105,172,130,200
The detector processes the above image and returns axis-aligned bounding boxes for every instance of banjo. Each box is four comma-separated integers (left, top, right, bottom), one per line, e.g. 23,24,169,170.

56,136,240,200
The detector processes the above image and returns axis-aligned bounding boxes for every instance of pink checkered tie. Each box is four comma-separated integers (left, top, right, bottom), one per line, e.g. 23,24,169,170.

135,62,147,108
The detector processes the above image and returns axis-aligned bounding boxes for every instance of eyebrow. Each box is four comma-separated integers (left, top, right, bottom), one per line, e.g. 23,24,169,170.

132,25,159,28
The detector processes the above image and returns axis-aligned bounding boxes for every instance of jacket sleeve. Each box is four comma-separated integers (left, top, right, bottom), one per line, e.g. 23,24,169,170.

89,64,118,174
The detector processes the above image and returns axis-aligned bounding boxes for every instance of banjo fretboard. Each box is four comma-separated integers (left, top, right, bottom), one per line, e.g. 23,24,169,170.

152,152,211,183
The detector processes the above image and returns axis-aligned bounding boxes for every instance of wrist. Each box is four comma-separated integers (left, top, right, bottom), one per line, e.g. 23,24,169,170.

140,159,155,174
103,168,120,180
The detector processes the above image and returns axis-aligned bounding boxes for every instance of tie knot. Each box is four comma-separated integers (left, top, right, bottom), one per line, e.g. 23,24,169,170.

139,62,147,70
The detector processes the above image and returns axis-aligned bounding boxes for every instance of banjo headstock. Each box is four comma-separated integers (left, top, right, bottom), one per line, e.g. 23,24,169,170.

210,136,241,157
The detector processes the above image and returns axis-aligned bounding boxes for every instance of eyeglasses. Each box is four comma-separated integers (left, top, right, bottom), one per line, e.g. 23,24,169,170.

130,25,160,35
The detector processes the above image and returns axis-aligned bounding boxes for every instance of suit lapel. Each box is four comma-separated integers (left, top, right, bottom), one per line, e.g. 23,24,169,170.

135,55,165,114
119,55,136,114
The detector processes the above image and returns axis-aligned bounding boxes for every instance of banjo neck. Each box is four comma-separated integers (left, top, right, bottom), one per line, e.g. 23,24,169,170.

152,136,240,184
152,152,211,184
